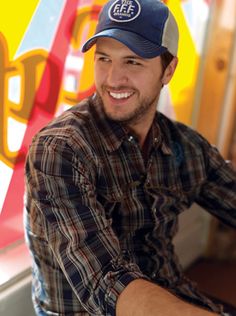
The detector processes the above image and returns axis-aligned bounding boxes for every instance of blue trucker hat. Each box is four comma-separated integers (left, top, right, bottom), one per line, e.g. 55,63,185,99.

82,0,179,58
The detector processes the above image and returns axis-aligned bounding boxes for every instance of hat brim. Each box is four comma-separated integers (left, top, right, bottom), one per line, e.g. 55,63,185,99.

81,28,167,58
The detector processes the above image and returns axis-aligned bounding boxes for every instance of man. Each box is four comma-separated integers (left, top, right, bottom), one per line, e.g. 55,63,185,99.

24,0,236,315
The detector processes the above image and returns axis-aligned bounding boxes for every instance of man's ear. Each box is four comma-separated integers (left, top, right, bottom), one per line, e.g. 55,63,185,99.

162,57,178,85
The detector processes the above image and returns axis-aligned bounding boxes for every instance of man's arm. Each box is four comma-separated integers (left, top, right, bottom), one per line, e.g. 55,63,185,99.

25,134,148,315
196,140,236,228
116,279,218,316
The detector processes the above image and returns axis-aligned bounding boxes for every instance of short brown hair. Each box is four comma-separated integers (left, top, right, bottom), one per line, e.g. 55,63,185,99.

160,51,174,71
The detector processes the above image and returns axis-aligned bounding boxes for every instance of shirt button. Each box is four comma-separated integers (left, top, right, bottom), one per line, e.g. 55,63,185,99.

128,135,134,142
122,250,129,260
152,272,157,279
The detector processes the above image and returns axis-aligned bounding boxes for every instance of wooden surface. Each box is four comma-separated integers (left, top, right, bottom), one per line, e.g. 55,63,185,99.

186,258,236,307
195,0,236,146
194,0,236,258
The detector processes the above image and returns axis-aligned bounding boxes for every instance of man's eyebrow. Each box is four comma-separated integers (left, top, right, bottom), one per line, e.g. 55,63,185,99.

123,55,147,63
95,50,144,59
94,50,108,56
123,55,143,60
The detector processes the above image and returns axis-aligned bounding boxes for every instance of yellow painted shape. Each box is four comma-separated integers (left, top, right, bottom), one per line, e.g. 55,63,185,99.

167,0,200,125
0,0,40,59
78,0,106,92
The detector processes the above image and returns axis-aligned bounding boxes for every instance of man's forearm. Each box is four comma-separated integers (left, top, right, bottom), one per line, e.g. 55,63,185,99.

116,279,218,316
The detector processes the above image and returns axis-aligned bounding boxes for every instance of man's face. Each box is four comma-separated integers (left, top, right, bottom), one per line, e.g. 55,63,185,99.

94,38,167,127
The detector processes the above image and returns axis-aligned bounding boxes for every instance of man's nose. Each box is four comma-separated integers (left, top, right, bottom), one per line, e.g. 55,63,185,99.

107,63,128,86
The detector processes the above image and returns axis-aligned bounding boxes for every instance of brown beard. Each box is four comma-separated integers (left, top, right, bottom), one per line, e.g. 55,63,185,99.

95,90,160,127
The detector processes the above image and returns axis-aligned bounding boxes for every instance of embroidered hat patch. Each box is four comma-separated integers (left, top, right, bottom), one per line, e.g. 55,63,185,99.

108,0,141,22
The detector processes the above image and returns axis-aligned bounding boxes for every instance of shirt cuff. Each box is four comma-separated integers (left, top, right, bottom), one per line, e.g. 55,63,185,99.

104,271,149,316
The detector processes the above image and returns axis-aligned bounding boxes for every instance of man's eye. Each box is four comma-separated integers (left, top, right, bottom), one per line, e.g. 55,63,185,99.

99,57,110,62
127,60,141,66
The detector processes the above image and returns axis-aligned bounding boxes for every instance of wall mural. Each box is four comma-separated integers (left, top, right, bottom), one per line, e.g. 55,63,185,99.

0,0,211,249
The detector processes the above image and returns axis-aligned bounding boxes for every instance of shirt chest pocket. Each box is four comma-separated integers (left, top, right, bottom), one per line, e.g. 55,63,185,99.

96,181,154,235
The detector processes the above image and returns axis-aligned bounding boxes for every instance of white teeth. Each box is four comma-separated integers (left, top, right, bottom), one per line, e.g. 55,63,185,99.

109,91,133,99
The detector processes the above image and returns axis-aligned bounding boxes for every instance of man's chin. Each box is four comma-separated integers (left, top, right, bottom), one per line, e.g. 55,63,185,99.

103,111,125,123
95,93,136,124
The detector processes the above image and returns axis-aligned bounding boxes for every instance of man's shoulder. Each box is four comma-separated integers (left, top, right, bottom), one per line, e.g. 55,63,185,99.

158,113,193,136
33,97,96,141
158,112,211,151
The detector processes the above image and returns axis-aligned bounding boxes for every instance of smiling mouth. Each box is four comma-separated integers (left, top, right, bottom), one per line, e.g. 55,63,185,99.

109,91,134,100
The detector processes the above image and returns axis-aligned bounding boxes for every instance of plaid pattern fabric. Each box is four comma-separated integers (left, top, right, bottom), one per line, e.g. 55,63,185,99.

24,95,236,315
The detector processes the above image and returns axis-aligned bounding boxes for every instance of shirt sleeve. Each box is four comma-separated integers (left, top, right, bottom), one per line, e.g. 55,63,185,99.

25,134,148,316
196,142,236,228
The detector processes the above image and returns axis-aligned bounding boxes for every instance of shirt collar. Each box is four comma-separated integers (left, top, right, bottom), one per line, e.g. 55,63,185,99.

90,95,173,155
90,95,128,153
146,113,173,156
153,112,173,155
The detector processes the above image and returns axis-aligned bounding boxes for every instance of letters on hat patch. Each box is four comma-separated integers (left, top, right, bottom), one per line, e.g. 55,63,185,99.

108,0,141,22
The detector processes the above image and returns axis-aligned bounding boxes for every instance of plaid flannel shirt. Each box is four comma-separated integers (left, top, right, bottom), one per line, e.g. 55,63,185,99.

24,95,236,315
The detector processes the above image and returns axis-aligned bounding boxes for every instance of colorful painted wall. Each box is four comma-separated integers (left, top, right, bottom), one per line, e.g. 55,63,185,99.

0,0,211,249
